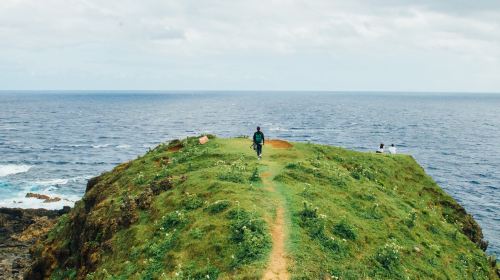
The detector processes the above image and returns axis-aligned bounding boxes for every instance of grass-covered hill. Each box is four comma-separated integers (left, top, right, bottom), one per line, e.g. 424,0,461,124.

28,136,498,279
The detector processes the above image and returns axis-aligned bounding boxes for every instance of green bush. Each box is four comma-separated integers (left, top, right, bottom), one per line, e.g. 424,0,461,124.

207,200,231,214
375,240,402,270
134,172,147,185
218,171,246,183
332,219,357,240
182,194,204,210
405,210,417,228
298,202,348,257
227,209,271,267
249,167,261,182
161,211,188,231
180,263,220,280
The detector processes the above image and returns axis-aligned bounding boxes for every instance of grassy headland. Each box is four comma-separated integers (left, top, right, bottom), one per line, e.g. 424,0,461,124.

28,136,498,279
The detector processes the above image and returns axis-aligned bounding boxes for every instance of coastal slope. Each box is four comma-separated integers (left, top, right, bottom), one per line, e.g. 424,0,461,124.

27,136,498,279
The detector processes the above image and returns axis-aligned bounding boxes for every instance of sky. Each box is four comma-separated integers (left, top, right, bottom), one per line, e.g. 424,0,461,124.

0,0,499,92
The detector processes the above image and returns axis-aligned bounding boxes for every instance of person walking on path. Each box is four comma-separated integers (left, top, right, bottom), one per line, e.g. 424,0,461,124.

253,126,265,159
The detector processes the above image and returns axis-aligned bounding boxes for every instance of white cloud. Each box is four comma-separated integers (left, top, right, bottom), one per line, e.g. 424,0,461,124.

0,0,499,91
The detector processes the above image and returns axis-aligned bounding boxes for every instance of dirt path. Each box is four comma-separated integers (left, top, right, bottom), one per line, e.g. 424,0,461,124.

261,166,289,280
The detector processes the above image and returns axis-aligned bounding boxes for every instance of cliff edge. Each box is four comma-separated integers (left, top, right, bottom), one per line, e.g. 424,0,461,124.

27,136,498,279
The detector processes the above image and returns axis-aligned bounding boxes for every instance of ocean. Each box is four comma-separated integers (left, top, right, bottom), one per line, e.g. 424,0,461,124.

0,91,499,257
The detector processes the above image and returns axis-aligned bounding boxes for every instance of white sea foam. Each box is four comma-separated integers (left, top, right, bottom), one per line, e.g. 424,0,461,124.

92,144,110,148
0,164,32,177
269,127,289,132
33,178,69,186
116,144,131,149
0,193,78,210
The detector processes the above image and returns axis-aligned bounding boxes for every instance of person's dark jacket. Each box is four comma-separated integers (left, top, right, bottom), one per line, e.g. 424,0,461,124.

253,131,265,144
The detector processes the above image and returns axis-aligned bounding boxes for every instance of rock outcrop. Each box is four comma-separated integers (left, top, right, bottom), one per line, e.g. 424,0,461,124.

0,207,69,279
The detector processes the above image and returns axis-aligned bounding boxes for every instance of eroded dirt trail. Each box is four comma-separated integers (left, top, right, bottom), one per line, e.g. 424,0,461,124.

261,165,289,280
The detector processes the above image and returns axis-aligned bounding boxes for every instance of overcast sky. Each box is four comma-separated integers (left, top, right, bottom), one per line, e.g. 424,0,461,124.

1,0,499,91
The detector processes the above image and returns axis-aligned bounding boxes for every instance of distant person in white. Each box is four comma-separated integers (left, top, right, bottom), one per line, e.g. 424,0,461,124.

388,144,397,154
376,143,384,153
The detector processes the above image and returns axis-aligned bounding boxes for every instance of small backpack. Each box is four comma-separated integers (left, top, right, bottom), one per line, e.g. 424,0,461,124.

255,132,263,143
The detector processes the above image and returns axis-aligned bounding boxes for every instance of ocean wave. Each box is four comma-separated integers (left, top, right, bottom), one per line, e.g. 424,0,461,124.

116,144,131,149
33,178,69,186
92,144,110,148
269,127,290,132
0,193,79,210
0,164,32,177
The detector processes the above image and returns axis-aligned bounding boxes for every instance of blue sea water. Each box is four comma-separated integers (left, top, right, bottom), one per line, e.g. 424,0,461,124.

0,91,499,257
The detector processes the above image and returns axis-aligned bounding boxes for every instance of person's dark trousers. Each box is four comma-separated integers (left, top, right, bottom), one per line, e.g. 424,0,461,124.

256,143,262,156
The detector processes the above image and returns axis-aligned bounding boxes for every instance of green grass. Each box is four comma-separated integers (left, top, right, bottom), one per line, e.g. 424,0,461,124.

30,136,498,280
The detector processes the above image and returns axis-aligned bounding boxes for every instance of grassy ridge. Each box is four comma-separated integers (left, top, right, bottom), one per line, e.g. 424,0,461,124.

29,136,498,279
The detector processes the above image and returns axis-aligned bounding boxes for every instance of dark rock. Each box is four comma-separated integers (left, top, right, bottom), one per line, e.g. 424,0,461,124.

150,177,173,195
119,196,138,227
85,176,101,193
0,207,67,280
136,188,153,210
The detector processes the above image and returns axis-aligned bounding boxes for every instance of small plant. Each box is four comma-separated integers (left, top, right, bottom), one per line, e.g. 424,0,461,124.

299,201,318,219
375,240,402,270
161,211,188,231
189,228,204,239
134,172,146,185
298,202,347,256
182,193,203,210
206,200,231,214
249,167,261,182
218,171,246,183
428,223,439,234
332,219,357,240
298,202,325,239
361,203,383,220
285,162,301,169
299,184,316,199
180,262,220,280
348,163,375,181
321,236,344,253
404,209,417,228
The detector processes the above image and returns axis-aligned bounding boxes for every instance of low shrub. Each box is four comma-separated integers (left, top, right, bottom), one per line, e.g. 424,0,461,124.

332,219,357,240
375,240,402,270
134,172,147,185
249,167,261,182
161,211,188,231
227,209,271,267
182,194,204,210
405,210,417,228
218,171,246,183
298,202,348,256
207,200,231,214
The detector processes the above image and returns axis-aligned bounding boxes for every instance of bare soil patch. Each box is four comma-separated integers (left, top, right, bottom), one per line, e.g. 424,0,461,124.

261,172,272,178
167,144,182,152
267,140,293,149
